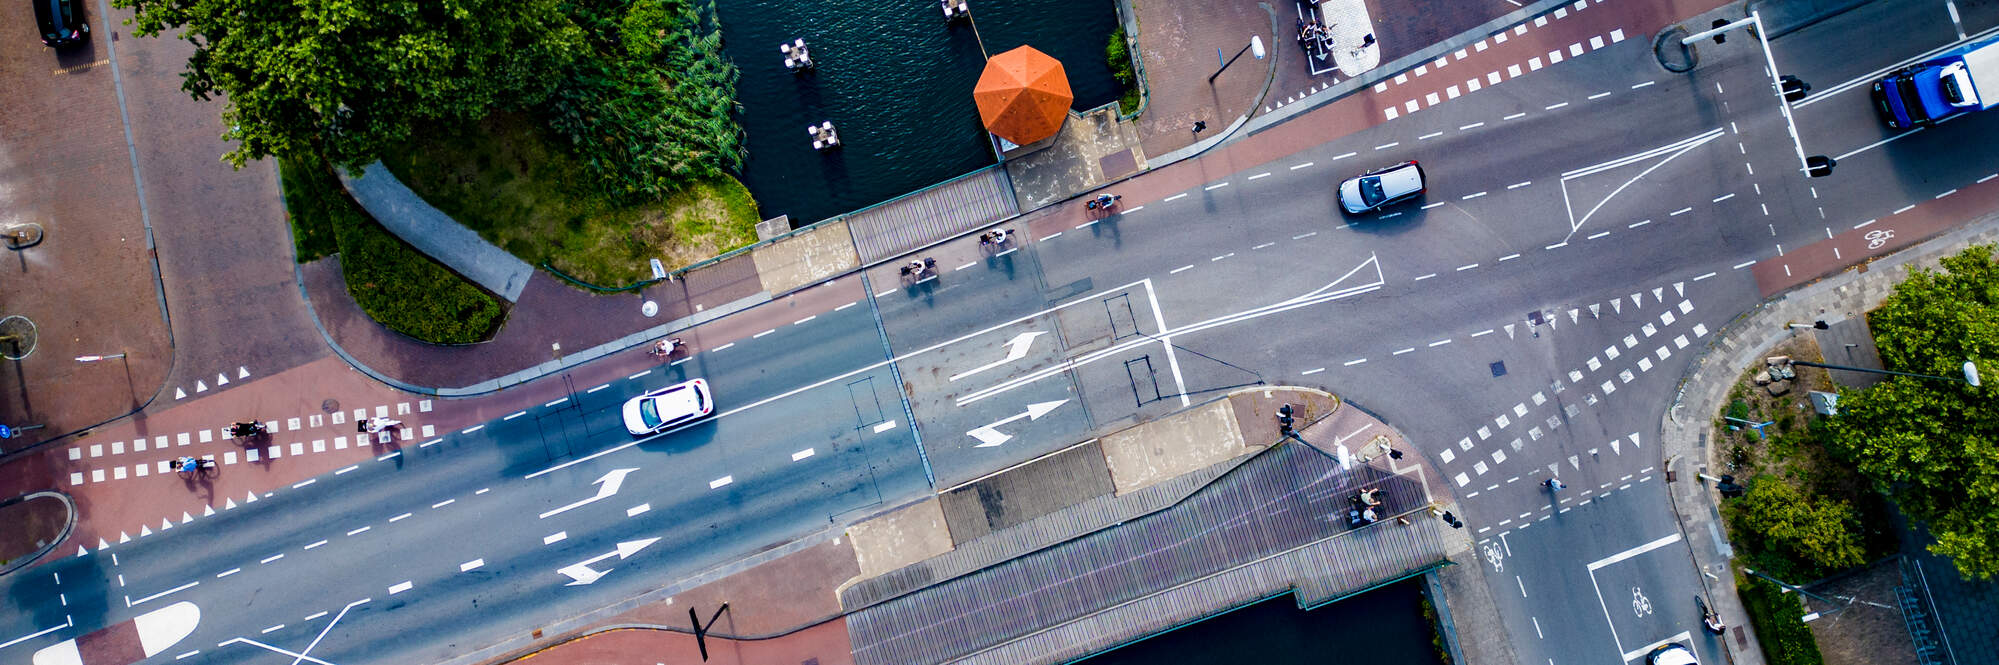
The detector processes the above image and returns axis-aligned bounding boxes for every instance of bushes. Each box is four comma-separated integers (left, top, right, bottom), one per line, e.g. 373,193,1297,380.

1724,475,1868,580
1737,575,1826,665
1106,26,1141,115
278,157,505,345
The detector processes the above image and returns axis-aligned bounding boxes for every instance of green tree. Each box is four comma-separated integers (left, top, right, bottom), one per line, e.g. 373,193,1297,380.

115,0,584,171
1825,244,1999,579
1725,475,1868,577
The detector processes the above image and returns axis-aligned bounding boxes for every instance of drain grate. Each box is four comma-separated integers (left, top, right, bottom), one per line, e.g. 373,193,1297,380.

1490,361,1507,377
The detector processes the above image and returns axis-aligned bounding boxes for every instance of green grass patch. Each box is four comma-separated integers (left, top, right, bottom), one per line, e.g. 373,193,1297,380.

382,113,761,286
1737,574,1826,665
277,156,505,344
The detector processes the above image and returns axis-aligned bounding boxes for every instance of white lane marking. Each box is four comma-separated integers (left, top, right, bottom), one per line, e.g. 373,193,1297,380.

1545,102,1569,110
388,513,412,523
1587,92,1611,100
1248,172,1272,180
1393,347,1416,355
1629,219,1652,228
1040,232,1064,242
1422,202,1447,209
1125,205,1144,213
1210,253,1235,262
1587,231,1611,240
1252,242,1276,250
1375,142,1401,150
347,526,371,536
1419,132,1444,140
1457,263,1479,271
217,568,240,578
627,370,651,380
432,499,455,509
627,503,650,516
261,554,284,564
792,448,816,461
544,397,568,408
1978,173,1998,184
1462,192,1487,200
461,425,483,434
1414,273,1438,281
1499,253,1521,261
262,625,285,634
1631,80,1655,89
752,329,775,339
1733,260,1756,269
1333,152,1358,160
1503,112,1526,120
388,581,413,595
1712,193,1736,203
503,411,526,421
1694,272,1716,281
460,559,484,572
1935,189,1958,199
1460,122,1486,130
1507,181,1532,189
1893,204,1916,215
835,301,859,311
336,464,359,475
1302,367,1325,375
1545,242,1568,250
292,479,316,489
709,476,734,489
1471,329,1495,337
1205,182,1230,191
543,532,567,545
586,384,610,394
1855,219,1877,228
1170,265,1195,274
713,342,736,351
303,540,326,550
1291,161,1318,170
954,262,976,271
1293,232,1318,240
1429,339,1453,347
875,289,896,298
1164,193,1189,202
794,315,817,325
1345,358,1368,366
1670,207,1694,216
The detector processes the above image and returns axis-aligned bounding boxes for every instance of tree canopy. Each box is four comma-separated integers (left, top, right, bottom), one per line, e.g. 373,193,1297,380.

1825,244,1999,579
1724,474,1867,579
116,0,742,198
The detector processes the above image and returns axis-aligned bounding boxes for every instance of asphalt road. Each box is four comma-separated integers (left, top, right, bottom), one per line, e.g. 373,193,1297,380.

6,1,1999,664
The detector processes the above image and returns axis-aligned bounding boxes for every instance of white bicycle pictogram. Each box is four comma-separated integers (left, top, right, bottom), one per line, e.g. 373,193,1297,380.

1631,586,1653,617
1483,542,1505,572
1865,229,1895,250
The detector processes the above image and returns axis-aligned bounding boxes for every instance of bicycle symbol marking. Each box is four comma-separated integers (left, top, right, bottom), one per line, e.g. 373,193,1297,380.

1483,543,1505,572
1865,229,1895,250
1631,586,1653,617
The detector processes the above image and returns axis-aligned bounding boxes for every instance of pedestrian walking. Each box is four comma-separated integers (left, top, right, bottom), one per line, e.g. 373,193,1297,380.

1544,477,1565,491
1192,120,1208,135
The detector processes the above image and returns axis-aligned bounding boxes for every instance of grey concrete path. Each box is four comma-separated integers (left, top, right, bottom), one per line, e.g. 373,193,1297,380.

339,162,533,302
1661,207,1999,665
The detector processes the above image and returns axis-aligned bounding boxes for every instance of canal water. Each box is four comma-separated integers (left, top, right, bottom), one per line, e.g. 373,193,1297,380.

714,0,1124,226
1074,580,1449,665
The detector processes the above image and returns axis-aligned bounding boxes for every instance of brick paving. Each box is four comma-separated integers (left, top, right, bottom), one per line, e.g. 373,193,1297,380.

0,3,171,454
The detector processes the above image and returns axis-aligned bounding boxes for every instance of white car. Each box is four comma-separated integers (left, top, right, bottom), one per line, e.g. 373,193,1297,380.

1338,160,1427,214
621,379,714,436
1647,643,1698,665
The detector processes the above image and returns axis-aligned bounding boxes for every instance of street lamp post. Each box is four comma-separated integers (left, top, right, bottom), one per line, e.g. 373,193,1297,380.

1787,359,1980,387
1209,35,1266,83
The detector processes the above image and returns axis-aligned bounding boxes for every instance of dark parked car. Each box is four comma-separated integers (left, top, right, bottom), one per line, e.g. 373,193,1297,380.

34,0,89,48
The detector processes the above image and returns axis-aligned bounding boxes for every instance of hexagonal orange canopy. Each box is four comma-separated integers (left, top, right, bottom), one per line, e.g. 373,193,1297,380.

974,46,1073,146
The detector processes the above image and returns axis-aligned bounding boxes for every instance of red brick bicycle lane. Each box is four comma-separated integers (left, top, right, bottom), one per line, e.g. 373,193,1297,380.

1024,0,1733,241
1753,174,1999,297
506,620,853,665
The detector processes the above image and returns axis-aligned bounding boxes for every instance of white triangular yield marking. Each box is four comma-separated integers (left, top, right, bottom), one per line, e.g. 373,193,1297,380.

175,388,187,400
1588,448,1600,457
201,505,215,517
216,373,229,386
1548,315,1558,330
1610,439,1622,455
183,512,195,523
224,498,238,510
78,545,91,557
244,491,258,503
161,519,174,530
1547,463,1561,476
140,526,153,537
1589,303,1601,318
1611,299,1623,314
1568,455,1581,469
1628,432,1642,448
1652,287,1664,303
238,366,250,378
1569,309,1580,324
195,380,208,393
98,538,111,550
1505,324,1517,339
1673,282,1685,297
118,532,132,543
1629,294,1643,308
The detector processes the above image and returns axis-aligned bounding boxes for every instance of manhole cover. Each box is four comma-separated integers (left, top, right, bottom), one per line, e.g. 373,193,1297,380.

1490,361,1507,377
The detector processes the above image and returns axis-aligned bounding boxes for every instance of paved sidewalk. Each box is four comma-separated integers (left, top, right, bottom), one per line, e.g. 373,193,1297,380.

1661,205,1999,665
341,163,533,302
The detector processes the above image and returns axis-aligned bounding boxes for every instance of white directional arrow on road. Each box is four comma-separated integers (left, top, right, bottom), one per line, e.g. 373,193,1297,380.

556,538,660,586
539,467,638,519
968,399,1068,448
949,331,1046,382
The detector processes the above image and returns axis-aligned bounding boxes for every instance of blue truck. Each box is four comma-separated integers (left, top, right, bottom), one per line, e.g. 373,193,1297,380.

1872,35,1999,129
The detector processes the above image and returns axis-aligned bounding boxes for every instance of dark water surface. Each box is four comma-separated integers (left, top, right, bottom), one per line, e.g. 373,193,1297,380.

1075,580,1449,665
714,0,1122,225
